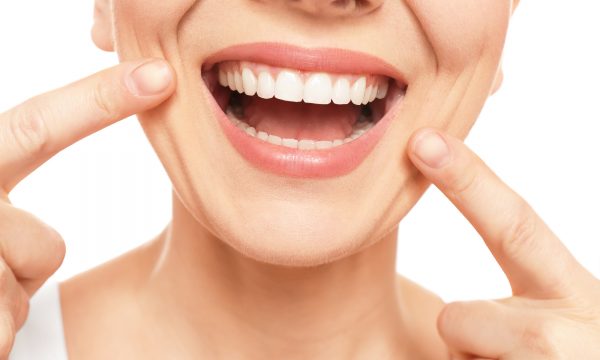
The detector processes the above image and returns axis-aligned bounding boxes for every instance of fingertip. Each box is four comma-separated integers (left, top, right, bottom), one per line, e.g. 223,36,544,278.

125,58,175,98
436,301,461,338
409,128,452,170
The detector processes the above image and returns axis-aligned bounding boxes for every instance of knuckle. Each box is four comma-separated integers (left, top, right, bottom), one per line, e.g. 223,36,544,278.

92,79,117,120
521,317,563,358
444,166,482,203
500,201,539,260
7,100,51,157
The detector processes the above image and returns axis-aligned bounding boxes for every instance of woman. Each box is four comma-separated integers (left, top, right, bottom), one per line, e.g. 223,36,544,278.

3,0,600,358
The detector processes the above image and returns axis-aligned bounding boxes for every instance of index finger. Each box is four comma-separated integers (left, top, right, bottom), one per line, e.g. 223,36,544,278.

0,58,175,194
407,128,593,298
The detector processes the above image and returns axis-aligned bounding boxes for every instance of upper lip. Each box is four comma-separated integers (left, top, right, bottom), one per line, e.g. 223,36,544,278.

202,42,407,87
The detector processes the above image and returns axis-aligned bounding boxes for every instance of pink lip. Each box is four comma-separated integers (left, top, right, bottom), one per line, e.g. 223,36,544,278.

202,42,405,179
204,43,406,83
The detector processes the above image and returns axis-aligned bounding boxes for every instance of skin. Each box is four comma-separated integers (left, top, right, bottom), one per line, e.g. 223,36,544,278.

1,0,600,359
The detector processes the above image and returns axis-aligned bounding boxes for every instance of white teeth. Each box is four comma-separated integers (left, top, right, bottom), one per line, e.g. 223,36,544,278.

303,73,333,105
257,131,269,141
242,68,257,96
218,70,228,87
233,72,243,93
376,80,389,99
315,140,333,150
275,70,304,102
332,78,351,105
267,134,282,146
353,129,366,137
217,62,390,105
257,71,276,99
369,86,378,102
350,77,367,105
221,64,386,151
227,72,236,92
298,140,316,150
281,138,299,148
227,108,376,150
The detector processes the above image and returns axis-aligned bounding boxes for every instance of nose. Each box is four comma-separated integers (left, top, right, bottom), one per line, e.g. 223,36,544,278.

279,0,384,18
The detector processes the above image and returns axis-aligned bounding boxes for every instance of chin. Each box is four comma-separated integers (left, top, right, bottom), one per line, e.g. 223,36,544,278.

218,212,378,267
190,194,377,267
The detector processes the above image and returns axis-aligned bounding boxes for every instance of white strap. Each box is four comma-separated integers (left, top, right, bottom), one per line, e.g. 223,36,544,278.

11,282,68,360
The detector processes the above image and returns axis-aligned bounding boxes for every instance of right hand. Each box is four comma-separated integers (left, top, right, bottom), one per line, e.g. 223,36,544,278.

0,58,175,356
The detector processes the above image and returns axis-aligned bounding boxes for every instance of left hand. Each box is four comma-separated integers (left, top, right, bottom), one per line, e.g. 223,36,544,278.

407,128,600,359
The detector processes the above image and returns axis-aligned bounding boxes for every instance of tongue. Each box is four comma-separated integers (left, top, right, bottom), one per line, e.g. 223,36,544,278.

243,97,359,141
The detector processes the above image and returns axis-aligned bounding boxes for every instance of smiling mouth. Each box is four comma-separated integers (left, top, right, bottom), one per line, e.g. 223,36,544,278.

203,61,405,151
200,43,407,178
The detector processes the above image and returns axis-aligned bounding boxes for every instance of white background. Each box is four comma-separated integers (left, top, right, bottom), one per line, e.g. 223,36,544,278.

0,1,598,303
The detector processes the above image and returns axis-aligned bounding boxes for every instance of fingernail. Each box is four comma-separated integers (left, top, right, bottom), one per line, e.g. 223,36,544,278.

127,59,172,96
413,130,451,168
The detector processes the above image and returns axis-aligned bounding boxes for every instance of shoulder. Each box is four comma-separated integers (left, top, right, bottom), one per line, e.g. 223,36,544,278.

11,282,68,360
395,275,450,360
59,237,162,359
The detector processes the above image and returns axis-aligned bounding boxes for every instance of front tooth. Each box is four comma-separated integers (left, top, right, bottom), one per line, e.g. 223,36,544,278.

218,70,228,87
303,73,333,105
332,78,351,105
242,68,257,96
257,72,276,99
275,70,303,102
350,77,367,105
234,72,244,93
376,80,389,99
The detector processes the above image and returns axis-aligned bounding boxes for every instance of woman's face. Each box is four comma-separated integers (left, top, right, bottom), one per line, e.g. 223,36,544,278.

96,0,514,266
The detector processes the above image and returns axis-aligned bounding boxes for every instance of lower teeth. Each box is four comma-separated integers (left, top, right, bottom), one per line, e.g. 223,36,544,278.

226,109,375,150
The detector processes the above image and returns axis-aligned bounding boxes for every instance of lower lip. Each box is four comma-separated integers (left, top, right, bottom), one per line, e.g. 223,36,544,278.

209,95,400,179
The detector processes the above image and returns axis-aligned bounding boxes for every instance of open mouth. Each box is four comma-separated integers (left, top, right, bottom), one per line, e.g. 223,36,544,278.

200,43,407,178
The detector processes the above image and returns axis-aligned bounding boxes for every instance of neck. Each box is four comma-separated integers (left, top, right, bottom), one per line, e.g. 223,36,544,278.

144,194,406,359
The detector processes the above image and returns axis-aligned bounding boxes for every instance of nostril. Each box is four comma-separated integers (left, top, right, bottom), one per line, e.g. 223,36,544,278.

288,0,383,17
330,0,370,9
330,0,353,7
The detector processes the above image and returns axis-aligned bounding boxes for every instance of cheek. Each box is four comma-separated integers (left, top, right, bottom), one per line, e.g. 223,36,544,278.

405,0,511,71
112,0,197,58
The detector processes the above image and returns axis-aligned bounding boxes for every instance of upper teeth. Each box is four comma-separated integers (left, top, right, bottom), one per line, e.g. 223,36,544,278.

218,61,389,106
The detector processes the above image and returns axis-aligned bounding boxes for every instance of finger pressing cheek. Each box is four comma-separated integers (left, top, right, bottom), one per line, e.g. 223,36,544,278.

406,128,589,299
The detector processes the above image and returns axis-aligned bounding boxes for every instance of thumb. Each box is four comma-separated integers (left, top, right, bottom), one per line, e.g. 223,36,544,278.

438,300,522,359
